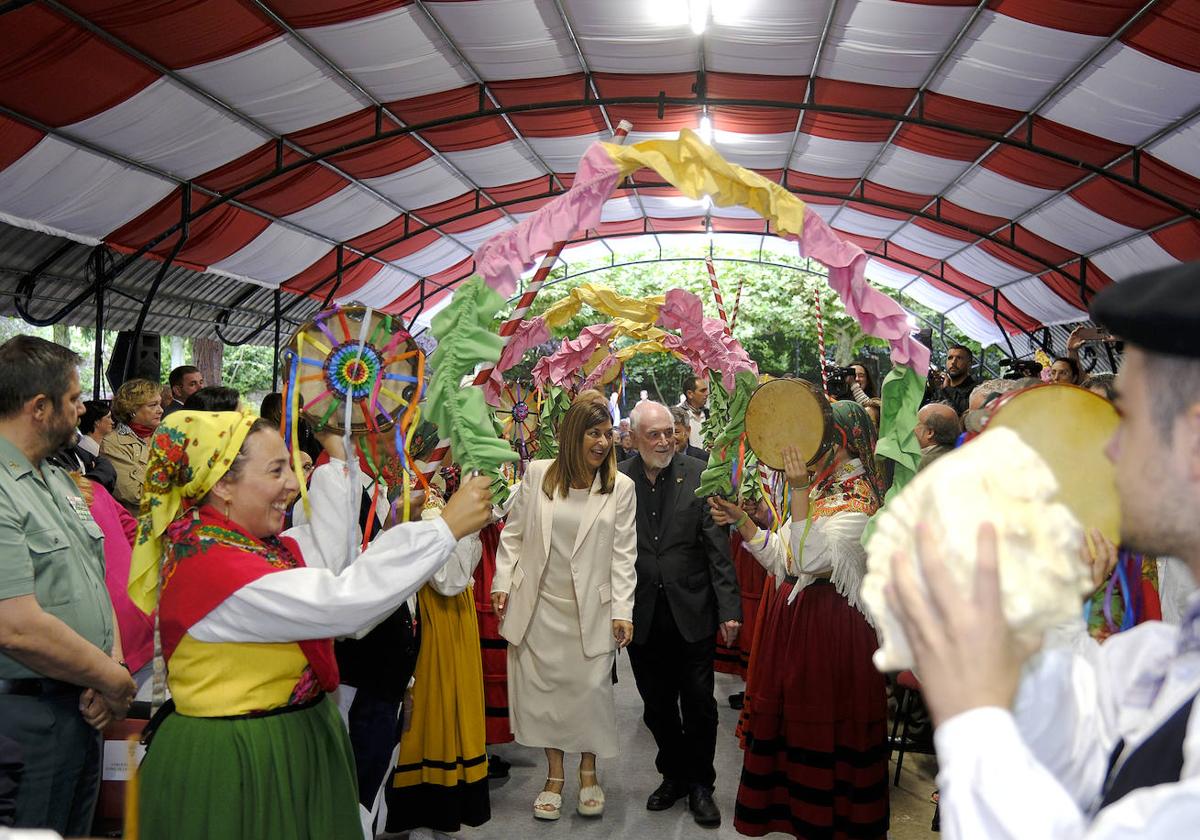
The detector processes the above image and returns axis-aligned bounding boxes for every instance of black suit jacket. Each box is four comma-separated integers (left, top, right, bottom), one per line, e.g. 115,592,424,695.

619,453,741,645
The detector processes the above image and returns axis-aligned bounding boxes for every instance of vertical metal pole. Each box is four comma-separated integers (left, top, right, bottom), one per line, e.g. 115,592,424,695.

272,287,281,392
93,253,105,399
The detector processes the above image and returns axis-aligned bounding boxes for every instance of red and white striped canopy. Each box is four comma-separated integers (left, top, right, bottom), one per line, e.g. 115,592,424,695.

1,0,1197,348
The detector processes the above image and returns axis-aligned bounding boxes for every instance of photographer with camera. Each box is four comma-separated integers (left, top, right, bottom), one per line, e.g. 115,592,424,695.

923,344,977,415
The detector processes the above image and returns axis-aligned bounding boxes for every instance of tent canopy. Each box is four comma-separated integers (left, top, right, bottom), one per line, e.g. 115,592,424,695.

0,0,1196,351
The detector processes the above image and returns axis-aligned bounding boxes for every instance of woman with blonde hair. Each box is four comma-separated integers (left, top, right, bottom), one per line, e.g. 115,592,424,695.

102,377,163,513
491,393,637,820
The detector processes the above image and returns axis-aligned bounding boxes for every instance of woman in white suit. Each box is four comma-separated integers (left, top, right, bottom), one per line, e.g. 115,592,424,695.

491,393,637,821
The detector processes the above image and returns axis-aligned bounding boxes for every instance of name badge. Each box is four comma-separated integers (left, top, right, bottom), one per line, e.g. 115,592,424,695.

66,493,93,522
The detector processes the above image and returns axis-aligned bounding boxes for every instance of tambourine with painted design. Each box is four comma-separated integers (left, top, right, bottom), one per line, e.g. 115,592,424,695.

743,378,833,471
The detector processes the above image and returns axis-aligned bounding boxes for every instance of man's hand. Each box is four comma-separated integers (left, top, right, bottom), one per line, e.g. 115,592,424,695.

100,666,136,722
612,620,633,649
490,591,508,621
719,619,741,647
1082,528,1119,595
79,688,113,731
440,475,494,539
886,522,1038,727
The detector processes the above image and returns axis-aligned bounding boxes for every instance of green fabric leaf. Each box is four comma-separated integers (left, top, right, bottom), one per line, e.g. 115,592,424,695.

696,370,759,498
861,364,925,544
427,277,519,479
534,384,573,460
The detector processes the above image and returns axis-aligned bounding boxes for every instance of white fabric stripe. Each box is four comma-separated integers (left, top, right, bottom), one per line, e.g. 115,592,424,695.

1001,277,1086,325
442,140,545,188
931,10,1103,112
945,167,1059,220
789,135,883,178
364,157,473,212
283,185,400,243
944,302,1006,346
712,130,795,171
425,0,579,82
822,0,977,89
1147,114,1200,181
66,78,265,181
178,35,362,135
1042,43,1200,146
303,5,474,102
870,144,967,195
1021,196,1142,257
526,132,610,173
565,0,701,74
890,223,968,260
831,206,906,239
707,0,824,75
210,222,333,286
337,265,419,309
0,135,174,241
1091,235,1181,282
863,258,919,290
394,235,466,276
946,246,1029,287
451,216,516,250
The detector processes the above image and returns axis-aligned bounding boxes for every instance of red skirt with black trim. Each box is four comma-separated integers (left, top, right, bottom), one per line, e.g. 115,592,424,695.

472,522,513,745
734,579,889,839
715,532,769,677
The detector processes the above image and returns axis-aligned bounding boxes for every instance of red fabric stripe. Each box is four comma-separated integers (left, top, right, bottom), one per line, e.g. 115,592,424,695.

894,123,992,161
0,5,158,126
387,86,515,151
282,249,381,297
1070,175,1178,230
991,0,1146,38
0,114,43,170
198,144,348,217
60,0,276,69
107,191,271,270
1152,219,1200,261
490,75,609,139
271,0,411,29
1124,0,1200,72
289,108,432,180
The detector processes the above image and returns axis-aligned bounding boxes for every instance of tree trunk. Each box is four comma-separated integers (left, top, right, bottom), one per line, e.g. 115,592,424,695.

193,337,223,386
52,323,70,348
170,335,185,368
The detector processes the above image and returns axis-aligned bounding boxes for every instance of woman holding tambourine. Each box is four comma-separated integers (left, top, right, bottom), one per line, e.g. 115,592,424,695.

709,401,889,839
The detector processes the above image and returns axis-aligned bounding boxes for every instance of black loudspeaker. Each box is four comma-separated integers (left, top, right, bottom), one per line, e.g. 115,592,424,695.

106,331,161,392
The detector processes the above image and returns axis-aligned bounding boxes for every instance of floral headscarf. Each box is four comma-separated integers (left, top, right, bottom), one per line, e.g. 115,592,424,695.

828,400,886,506
128,411,260,615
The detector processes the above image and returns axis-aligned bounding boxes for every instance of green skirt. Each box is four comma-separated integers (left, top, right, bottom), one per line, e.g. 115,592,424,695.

139,697,360,840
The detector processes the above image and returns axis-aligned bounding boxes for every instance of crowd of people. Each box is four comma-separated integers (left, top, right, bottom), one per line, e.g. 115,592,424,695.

0,263,1198,839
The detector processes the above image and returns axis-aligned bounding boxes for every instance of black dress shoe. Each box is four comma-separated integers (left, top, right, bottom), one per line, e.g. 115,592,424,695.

487,754,510,779
688,785,721,827
646,778,689,811
728,691,745,710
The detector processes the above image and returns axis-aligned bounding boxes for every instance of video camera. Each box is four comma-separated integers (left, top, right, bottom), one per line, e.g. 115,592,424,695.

823,363,857,400
998,358,1043,380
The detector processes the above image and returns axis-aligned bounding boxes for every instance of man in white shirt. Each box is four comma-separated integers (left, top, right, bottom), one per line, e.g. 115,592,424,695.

889,261,1200,838
678,374,709,450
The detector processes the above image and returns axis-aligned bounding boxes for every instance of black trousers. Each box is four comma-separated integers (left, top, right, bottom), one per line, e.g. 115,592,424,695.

628,593,718,788
0,693,100,835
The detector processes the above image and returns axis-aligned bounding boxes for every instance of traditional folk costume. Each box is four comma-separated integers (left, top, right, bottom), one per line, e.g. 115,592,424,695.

474,521,514,744
128,412,461,840
386,487,490,834
716,531,769,678
734,402,889,839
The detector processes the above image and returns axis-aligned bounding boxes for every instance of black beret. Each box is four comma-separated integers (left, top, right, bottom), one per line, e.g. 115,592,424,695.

1089,262,1200,358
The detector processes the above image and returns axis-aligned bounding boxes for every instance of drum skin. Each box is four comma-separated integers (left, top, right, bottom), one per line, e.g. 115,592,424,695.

986,383,1121,544
744,378,832,470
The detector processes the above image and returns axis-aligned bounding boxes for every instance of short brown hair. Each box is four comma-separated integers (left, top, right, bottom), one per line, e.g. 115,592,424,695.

112,378,162,424
0,335,80,418
542,396,616,499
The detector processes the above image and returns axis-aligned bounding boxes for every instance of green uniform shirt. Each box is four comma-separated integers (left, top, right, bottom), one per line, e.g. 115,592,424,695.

0,435,114,679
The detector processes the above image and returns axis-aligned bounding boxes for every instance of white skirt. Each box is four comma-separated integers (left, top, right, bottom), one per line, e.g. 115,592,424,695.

507,587,618,758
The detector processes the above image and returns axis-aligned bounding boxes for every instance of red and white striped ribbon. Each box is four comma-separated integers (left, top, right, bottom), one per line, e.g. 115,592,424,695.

729,271,745,331
420,120,634,480
705,255,730,335
814,287,830,399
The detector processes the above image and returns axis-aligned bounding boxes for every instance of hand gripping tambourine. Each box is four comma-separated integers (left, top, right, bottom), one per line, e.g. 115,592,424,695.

282,304,425,435
743,378,833,470
985,383,1120,543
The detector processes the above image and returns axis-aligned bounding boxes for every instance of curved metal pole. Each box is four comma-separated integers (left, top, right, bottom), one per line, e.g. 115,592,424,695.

124,185,191,383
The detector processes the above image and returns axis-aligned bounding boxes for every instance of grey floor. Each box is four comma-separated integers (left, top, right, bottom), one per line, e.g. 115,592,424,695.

389,655,940,840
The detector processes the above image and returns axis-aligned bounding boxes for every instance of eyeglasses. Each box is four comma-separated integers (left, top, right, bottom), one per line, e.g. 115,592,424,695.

640,429,674,442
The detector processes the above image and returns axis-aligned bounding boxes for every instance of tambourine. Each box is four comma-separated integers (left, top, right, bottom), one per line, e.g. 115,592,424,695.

282,304,424,435
743,378,833,470
985,383,1120,543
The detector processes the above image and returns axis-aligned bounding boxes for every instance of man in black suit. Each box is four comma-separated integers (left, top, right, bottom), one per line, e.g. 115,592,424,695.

619,401,741,827
669,405,708,461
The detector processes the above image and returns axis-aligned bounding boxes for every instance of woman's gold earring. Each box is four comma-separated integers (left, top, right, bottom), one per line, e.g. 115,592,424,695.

224,499,232,519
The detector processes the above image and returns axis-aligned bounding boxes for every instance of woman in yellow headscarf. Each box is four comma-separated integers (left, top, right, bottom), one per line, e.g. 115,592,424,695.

130,411,493,840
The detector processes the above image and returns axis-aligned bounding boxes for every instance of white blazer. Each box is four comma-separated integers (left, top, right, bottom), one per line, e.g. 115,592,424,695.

492,459,637,658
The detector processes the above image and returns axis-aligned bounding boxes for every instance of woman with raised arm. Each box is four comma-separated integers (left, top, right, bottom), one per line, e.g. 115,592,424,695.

129,411,493,840
710,401,889,839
